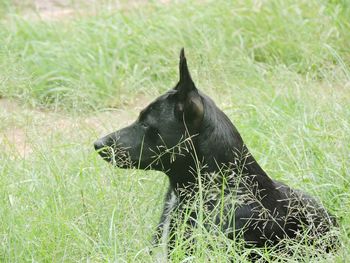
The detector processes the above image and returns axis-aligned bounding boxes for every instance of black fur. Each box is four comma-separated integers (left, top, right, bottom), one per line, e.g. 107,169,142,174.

94,49,337,254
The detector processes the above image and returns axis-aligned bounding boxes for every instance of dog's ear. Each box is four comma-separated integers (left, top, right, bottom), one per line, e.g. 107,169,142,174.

175,48,204,131
178,48,194,90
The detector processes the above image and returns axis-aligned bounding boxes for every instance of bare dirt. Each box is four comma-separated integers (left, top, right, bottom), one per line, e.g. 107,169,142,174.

0,96,150,158
20,0,171,20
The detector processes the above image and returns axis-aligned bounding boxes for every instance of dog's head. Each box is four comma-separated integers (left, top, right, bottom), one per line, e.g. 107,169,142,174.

94,49,204,171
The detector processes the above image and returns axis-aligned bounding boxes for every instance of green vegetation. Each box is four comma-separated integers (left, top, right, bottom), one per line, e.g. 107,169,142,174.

0,0,349,262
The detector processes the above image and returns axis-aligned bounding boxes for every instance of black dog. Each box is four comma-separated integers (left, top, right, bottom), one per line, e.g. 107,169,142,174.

94,49,337,254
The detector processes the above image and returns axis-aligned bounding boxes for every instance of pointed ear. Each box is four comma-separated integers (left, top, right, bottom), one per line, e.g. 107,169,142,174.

174,48,204,131
179,48,193,86
175,48,195,97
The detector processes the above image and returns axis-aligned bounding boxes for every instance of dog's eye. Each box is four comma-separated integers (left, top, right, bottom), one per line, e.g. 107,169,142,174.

140,122,149,129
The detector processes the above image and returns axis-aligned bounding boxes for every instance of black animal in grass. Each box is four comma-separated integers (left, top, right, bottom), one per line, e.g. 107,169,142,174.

94,49,337,254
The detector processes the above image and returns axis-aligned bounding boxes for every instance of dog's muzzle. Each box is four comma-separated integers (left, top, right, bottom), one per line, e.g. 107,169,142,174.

94,138,133,168
94,139,112,161
93,139,104,151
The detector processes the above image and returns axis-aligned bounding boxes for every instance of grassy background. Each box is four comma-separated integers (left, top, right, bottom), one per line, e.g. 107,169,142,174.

0,0,349,262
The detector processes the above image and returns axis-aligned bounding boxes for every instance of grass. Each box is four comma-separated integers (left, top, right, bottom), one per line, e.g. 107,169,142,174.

0,0,349,262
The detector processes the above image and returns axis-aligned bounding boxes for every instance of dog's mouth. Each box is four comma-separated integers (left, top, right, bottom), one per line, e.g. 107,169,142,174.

94,141,133,168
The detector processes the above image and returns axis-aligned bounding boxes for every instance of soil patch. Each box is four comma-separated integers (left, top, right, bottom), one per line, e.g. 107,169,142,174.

0,96,151,158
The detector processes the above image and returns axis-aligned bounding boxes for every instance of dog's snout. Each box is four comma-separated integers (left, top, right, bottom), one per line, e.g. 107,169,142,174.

94,139,105,151
94,138,112,161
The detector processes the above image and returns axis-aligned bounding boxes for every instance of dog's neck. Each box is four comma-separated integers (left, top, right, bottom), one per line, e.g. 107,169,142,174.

198,94,269,177
167,94,269,191
164,94,269,193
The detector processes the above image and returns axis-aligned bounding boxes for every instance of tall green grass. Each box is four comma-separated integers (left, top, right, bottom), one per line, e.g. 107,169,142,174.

0,0,349,262
0,0,349,109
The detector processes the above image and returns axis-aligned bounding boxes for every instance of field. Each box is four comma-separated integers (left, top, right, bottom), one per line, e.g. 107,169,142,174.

0,0,349,262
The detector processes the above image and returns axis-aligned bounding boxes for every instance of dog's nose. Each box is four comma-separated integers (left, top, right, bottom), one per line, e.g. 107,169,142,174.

94,139,104,151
